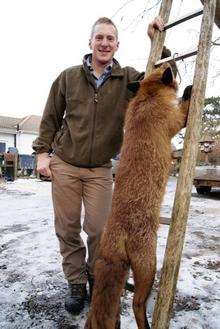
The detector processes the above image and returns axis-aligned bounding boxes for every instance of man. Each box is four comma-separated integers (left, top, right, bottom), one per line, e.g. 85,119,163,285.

33,16,164,315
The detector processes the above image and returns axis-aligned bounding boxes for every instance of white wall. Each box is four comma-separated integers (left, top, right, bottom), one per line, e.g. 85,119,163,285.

16,132,37,154
0,132,15,151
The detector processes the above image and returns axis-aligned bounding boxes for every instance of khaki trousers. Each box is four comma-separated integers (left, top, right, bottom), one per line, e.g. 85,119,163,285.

50,154,113,284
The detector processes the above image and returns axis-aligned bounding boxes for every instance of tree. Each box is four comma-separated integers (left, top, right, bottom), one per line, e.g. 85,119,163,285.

202,96,220,140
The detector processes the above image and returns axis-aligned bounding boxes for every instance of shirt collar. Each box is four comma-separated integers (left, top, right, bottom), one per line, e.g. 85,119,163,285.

83,54,124,79
84,54,113,74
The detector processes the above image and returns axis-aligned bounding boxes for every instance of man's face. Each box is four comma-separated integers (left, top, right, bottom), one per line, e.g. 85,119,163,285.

89,23,119,65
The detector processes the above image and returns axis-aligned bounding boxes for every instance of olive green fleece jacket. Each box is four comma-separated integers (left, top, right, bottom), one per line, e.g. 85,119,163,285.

33,56,143,167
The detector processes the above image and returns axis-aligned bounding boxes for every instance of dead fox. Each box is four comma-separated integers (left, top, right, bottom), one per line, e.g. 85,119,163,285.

85,63,192,329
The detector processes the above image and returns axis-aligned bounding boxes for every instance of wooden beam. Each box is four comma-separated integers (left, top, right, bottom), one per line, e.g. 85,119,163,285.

151,1,217,328
164,9,203,31
145,0,173,77
201,0,220,28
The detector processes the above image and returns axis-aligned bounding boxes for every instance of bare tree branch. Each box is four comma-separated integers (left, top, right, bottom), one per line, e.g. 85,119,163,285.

212,36,220,46
122,0,162,31
111,0,136,19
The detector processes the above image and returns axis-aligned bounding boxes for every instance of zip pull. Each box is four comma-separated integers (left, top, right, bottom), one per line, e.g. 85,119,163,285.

94,92,98,103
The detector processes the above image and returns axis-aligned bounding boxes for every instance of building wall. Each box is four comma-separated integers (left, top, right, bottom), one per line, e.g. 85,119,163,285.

0,132,15,151
16,132,37,154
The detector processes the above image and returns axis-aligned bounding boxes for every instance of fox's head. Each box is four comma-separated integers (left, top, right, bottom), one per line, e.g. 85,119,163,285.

128,63,178,101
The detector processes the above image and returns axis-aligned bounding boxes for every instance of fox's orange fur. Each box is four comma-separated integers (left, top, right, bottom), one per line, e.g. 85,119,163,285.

85,64,191,329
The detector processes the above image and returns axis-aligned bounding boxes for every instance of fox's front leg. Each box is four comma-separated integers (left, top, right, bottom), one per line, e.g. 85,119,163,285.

169,85,193,137
181,85,193,126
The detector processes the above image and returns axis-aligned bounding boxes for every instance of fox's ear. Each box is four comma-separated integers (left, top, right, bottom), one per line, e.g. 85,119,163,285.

127,81,140,94
161,67,173,85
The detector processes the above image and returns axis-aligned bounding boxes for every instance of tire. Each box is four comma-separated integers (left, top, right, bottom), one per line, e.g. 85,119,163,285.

196,186,211,194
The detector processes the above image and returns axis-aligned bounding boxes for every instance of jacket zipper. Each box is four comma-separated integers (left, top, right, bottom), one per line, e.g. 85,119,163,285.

89,91,98,165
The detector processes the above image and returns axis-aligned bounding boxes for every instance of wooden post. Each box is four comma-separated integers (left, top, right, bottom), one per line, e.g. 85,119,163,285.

152,1,217,328
145,0,173,77
14,153,18,179
201,0,220,28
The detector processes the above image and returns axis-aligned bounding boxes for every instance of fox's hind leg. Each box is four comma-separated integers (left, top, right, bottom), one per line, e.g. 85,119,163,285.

128,234,157,329
85,257,128,329
115,306,121,329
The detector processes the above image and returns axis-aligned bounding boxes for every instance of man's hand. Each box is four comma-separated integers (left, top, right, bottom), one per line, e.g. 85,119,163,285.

37,152,52,178
147,16,164,40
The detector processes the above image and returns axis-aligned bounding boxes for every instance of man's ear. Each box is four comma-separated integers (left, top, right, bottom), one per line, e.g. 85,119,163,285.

89,39,92,50
161,67,173,85
127,81,140,94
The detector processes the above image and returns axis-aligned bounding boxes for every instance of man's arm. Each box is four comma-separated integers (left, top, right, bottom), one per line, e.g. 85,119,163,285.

33,72,66,177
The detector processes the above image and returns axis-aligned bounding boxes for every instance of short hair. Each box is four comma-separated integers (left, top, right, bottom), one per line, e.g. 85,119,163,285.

90,17,118,39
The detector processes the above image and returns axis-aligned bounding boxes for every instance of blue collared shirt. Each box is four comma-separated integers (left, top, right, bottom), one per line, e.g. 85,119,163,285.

85,55,113,88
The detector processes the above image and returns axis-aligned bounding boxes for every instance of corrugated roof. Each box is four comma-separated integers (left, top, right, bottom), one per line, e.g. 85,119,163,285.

0,116,20,130
0,115,41,133
19,115,41,133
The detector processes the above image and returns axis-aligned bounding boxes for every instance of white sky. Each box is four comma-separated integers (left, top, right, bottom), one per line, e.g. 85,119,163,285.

0,0,219,118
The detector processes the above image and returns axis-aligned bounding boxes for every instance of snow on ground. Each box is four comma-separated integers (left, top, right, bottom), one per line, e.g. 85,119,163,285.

0,177,219,329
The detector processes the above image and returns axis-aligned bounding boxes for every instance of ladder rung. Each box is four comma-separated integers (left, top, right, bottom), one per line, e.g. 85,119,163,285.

160,216,171,225
155,49,198,66
164,8,203,31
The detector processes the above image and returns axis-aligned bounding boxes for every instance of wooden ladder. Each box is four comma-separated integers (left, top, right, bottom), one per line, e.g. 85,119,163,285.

144,1,217,328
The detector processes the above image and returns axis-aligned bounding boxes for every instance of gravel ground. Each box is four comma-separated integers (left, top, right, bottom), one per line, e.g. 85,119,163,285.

0,177,219,329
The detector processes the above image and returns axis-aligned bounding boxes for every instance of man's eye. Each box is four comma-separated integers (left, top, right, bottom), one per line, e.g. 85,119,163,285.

96,36,103,41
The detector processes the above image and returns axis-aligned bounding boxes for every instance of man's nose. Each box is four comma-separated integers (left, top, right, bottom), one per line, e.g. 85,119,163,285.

100,37,108,46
